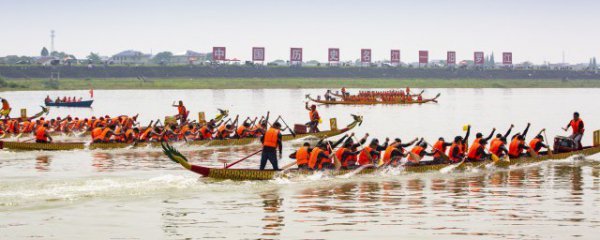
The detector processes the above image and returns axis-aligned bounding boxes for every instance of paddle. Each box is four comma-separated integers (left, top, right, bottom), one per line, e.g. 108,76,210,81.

341,164,373,178
327,142,342,170
224,150,263,169
543,129,553,156
427,142,449,161
276,115,296,138
439,158,466,173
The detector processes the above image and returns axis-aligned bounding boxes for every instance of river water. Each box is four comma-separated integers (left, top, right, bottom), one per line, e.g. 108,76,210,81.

1,88,599,239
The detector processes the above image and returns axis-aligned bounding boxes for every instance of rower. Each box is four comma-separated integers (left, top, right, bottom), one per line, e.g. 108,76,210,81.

124,127,140,143
173,100,189,125
216,124,234,139
35,123,53,143
0,98,11,119
490,125,514,149
473,128,496,147
260,122,282,170
335,133,368,169
508,123,531,158
308,143,334,170
406,140,437,165
432,137,452,164
467,139,489,162
563,112,584,150
529,133,549,155
305,102,321,133
292,142,311,170
358,138,389,166
382,137,419,166
489,137,509,157
448,136,466,162
236,122,252,138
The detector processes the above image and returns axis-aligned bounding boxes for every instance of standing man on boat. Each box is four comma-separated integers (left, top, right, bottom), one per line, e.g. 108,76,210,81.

0,97,11,119
305,102,321,133
260,122,283,170
173,101,188,125
563,112,584,150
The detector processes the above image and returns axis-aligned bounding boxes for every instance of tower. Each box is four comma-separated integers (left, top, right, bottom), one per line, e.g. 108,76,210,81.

50,30,55,54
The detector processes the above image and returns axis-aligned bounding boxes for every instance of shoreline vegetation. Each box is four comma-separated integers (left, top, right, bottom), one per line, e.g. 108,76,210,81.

1,78,600,91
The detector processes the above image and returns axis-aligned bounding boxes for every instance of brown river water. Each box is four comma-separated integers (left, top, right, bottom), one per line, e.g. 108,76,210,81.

1,88,599,239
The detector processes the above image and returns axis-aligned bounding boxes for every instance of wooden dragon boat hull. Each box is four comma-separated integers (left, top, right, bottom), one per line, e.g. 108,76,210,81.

0,116,362,151
174,145,600,181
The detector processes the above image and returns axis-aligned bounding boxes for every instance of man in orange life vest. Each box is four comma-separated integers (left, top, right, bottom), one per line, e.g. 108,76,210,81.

489,136,509,157
358,138,389,166
406,140,437,166
381,138,418,166
260,122,283,170
563,112,584,150
35,123,53,143
529,134,549,155
290,142,312,170
432,137,452,164
508,123,531,158
173,100,188,125
305,102,320,133
467,139,490,162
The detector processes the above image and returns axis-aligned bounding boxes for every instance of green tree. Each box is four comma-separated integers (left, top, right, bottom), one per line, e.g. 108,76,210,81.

41,47,49,57
152,51,173,64
87,52,101,63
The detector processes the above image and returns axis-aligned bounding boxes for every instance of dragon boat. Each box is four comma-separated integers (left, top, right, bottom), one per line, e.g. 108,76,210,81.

161,132,600,181
307,93,440,105
0,115,363,151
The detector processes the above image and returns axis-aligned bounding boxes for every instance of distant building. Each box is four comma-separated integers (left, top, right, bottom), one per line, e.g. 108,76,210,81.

171,50,207,65
111,50,152,65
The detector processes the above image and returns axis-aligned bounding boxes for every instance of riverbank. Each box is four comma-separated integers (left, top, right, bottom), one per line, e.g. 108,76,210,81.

1,78,600,91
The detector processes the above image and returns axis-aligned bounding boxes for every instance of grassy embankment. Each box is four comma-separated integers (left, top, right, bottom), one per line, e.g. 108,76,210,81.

1,78,600,91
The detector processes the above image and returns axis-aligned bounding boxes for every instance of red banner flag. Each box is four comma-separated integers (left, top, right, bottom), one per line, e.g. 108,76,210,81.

328,48,340,62
361,49,372,63
89,89,94,98
447,51,456,65
474,51,485,65
212,47,226,61
419,50,428,64
502,52,513,64
252,47,265,61
390,50,400,63
290,48,303,62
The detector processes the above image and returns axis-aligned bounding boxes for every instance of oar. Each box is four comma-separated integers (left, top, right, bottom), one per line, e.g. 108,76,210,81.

439,158,466,173
341,164,373,178
276,115,296,138
427,142,449,161
224,150,263,169
327,142,342,170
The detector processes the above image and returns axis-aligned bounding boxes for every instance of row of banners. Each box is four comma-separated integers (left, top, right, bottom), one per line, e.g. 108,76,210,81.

212,47,514,65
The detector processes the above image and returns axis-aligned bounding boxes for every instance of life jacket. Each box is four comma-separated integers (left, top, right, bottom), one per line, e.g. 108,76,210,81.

296,146,309,165
433,140,447,158
113,127,124,142
125,129,136,143
358,146,376,165
529,138,542,154
35,126,47,141
217,125,230,138
178,125,190,140
91,127,104,141
199,126,212,139
262,128,280,148
489,140,504,156
309,110,320,121
140,128,153,141
236,126,247,137
570,118,584,134
178,105,187,116
467,141,483,160
407,146,424,162
508,138,523,157
92,119,101,129
98,128,111,142
308,148,328,170
382,145,397,164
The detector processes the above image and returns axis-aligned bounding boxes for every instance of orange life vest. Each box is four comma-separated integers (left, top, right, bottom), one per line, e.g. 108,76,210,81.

91,127,104,141
489,140,504,156
200,126,212,139
529,138,542,154
433,140,447,158
35,126,47,141
407,146,424,162
309,110,320,121
263,128,280,148
178,105,187,116
358,146,375,165
467,141,483,160
508,138,523,157
296,146,309,165
308,148,328,169
570,118,584,134
236,126,246,137
382,145,397,164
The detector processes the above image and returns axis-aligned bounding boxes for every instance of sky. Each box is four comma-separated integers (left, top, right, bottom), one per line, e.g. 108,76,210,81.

0,0,598,64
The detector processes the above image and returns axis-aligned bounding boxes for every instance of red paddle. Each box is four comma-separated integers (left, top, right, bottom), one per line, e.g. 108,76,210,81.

225,150,263,169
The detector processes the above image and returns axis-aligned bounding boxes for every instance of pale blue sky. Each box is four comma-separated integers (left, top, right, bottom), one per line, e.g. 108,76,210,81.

0,0,598,63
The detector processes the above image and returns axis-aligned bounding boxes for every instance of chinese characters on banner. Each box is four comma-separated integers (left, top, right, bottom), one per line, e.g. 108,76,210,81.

502,52,513,65
361,49,372,63
252,47,265,61
212,47,226,61
447,51,456,65
419,50,428,64
474,52,485,65
390,50,400,63
328,48,340,62
290,48,303,63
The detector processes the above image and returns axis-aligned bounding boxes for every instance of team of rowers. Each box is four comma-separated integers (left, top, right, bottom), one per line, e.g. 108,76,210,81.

258,112,585,170
0,100,324,145
322,87,424,102
44,95,85,103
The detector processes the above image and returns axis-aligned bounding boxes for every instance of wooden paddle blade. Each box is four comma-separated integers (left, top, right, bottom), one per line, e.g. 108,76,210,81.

528,148,539,158
408,152,422,162
491,153,500,162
